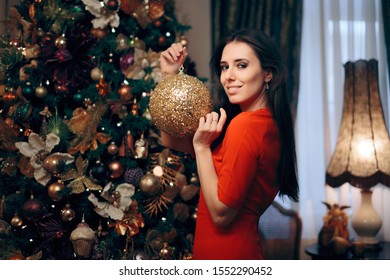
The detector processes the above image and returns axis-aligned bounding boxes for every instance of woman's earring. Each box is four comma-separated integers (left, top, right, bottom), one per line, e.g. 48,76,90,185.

266,83,269,90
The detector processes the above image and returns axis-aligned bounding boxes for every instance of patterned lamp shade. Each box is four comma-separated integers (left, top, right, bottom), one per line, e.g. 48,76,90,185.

326,59,390,190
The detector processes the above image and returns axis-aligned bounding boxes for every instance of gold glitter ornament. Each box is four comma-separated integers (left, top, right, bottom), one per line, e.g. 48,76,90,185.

149,70,212,138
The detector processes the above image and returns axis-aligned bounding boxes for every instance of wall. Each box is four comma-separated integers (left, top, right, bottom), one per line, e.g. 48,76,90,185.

175,0,212,83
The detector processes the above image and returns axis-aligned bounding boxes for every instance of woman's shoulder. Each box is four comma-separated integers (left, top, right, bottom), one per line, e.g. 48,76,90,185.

230,108,274,127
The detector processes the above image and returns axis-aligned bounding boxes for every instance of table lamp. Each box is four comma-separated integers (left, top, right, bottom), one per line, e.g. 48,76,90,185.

326,59,390,246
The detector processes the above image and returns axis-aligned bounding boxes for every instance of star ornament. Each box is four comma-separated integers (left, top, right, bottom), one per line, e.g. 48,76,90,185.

60,155,102,194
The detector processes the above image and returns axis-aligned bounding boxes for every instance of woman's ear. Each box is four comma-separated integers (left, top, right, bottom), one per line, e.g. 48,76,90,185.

265,71,273,83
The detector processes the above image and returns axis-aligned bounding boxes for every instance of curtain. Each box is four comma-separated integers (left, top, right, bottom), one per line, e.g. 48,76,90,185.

382,0,390,82
297,0,390,241
210,0,303,119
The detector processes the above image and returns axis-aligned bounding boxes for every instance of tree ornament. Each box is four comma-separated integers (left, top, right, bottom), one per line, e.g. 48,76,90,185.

139,173,162,196
179,184,199,201
89,161,108,183
149,68,212,138
70,217,95,257
116,33,131,50
47,180,65,201
3,91,18,106
43,152,74,176
179,35,189,47
21,83,34,99
22,197,45,221
107,142,119,155
61,204,75,222
10,213,23,228
15,101,33,122
189,172,200,186
142,107,152,120
134,132,148,159
182,251,193,260
109,160,124,179
117,84,132,101
96,77,110,96
90,67,103,81
106,0,120,11
35,85,48,98
120,50,135,72
124,167,144,187
60,156,103,194
90,27,108,39
131,99,139,116
54,35,67,49
159,242,173,260
119,130,135,157
146,229,164,251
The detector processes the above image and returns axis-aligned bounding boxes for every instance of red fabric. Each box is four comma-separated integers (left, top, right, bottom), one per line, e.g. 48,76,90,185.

193,109,280,260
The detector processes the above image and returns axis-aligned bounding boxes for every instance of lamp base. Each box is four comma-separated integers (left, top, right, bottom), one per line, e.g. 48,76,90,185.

351,189,382,245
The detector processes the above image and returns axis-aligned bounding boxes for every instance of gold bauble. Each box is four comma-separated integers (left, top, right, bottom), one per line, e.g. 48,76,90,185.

42,153,63,175
91,67,103,81
159,242,173,259
10,213,23,228
61,204,75,222
139,173,162,196
149,72,212,138
47,180,65,201
54,35,67,49
35,86,48,98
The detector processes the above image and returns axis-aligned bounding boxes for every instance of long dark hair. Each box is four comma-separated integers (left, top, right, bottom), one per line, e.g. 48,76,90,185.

210,28,299,202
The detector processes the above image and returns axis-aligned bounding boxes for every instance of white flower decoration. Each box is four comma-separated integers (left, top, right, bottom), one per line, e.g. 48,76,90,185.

88,182,135,220
122,47,162,83
15,133,74,186
82,0,121,29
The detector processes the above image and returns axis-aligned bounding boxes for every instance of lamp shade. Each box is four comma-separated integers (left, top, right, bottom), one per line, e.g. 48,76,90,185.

326,59,390,189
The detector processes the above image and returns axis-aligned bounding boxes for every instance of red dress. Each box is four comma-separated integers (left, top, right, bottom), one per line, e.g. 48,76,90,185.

193,109,280,260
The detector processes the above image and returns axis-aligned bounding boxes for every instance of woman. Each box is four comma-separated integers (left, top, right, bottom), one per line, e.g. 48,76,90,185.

159,28,299,259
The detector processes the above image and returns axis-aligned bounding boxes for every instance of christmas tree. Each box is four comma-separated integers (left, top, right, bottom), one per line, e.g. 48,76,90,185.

0,0,200,260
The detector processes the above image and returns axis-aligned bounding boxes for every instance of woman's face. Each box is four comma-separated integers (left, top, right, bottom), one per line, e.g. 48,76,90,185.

219,41,271,111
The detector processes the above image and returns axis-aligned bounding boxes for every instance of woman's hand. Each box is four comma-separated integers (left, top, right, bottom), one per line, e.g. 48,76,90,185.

160,43,188,77
193,108,227,152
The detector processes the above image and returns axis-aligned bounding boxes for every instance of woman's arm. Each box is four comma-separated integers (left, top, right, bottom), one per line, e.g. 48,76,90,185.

159,43,194,153
193,109,239,227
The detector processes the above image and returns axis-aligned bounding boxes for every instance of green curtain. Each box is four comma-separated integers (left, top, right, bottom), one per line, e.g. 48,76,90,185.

211,0,303,120
383,0,390,83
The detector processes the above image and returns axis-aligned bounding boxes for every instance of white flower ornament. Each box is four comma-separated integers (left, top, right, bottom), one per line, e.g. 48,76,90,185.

88,182,135,220
15,133,74,186
82,0,121,29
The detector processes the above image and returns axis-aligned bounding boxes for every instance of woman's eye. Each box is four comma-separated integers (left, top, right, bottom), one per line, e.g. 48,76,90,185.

220,65,228,71
238,63,247,68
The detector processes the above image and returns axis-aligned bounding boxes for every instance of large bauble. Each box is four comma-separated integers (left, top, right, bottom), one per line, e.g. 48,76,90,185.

139,173,162,196
149,72,212,138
